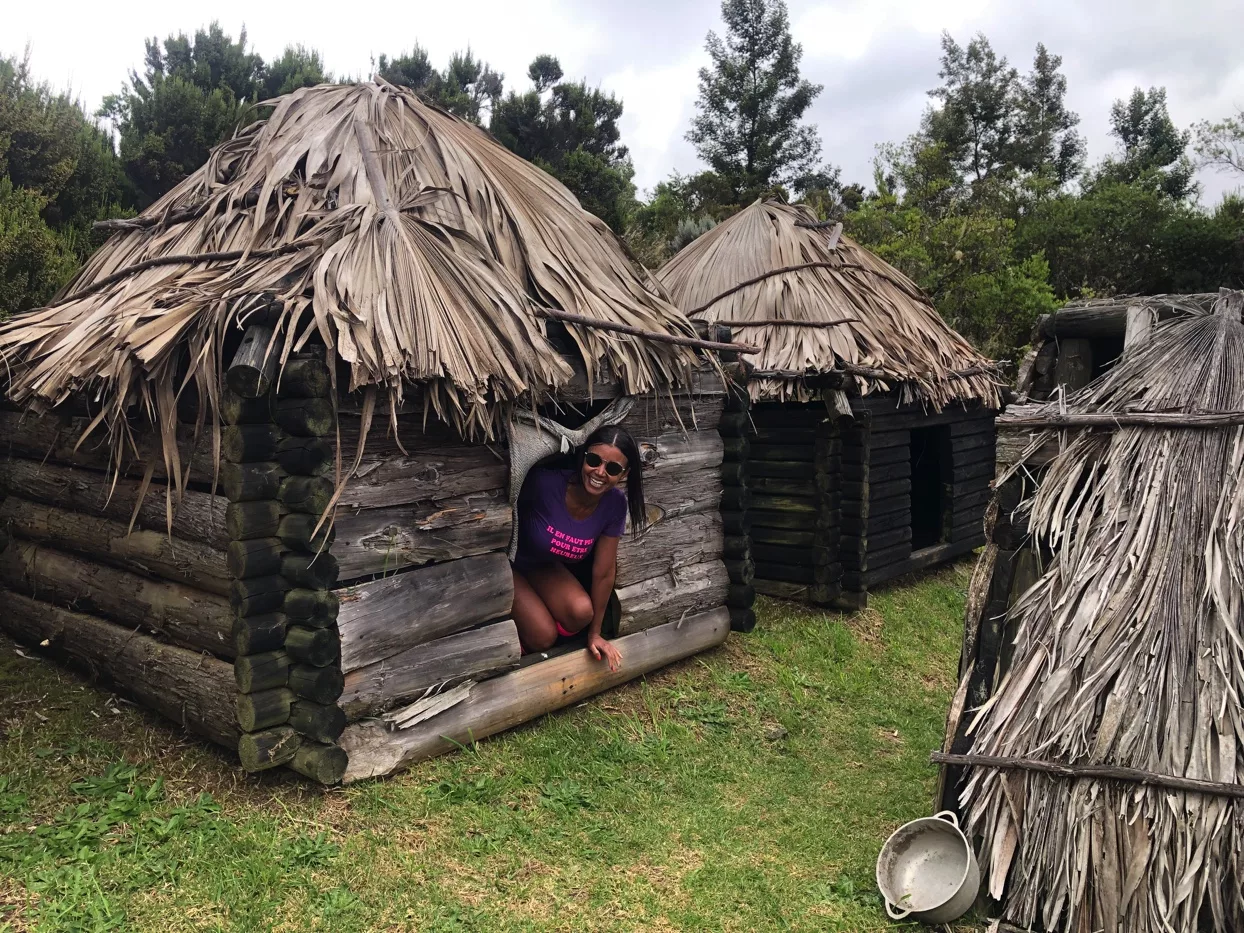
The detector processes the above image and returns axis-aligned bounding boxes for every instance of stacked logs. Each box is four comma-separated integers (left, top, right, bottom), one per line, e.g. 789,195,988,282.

224,328,348,783
718,383,756,631
748,403,844,607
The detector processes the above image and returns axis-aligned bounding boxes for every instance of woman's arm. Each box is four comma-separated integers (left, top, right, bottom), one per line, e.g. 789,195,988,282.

587,535,622,671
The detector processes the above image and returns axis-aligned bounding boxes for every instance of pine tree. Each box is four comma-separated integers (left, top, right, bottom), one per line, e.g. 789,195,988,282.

1094,87,1196,200
1015,44,1084,185
687,0,824,200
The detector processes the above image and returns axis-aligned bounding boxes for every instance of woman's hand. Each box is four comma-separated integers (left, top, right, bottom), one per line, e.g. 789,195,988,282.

587,632,622,672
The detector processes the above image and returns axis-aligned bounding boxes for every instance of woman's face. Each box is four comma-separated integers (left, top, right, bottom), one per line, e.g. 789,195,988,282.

581,442,628,497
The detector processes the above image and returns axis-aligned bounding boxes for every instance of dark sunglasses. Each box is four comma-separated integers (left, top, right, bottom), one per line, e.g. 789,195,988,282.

584,451,627,476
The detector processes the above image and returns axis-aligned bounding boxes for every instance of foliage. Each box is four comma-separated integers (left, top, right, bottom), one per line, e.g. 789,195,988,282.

687,0,826,201
1194,108,1244,176
1089,86,1196,201
376,46,502,124
0,562,976,931
625,170,736,265
490,57,636,232
0,178,80,315
101,24,331,206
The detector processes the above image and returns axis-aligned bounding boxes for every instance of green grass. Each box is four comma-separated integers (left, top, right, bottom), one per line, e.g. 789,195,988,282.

0,561,977,932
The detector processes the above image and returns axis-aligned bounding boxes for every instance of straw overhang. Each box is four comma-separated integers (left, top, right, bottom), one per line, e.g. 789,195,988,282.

657,199,1000,408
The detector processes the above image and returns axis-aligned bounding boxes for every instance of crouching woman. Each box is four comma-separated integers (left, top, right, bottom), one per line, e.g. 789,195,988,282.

511,425,645,672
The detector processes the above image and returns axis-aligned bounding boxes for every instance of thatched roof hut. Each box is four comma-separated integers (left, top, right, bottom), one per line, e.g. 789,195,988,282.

940,289,1244,932
0,81,746,783
657,200,1002,609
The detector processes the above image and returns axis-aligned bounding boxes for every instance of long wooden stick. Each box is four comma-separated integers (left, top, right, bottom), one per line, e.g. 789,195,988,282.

712,318,860,328
749,363,1000,382
932,751,1244,800
50,242,314,308
537,307,759,354
1001,411,1244,429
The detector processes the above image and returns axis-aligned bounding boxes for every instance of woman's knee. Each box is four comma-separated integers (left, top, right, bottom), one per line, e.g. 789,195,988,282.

564,592,593,630
523,623,558,653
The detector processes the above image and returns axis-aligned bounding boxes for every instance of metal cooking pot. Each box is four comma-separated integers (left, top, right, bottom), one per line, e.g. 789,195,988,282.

875,810,980,924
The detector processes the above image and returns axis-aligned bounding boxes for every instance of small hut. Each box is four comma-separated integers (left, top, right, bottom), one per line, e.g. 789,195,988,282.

0,81,744,784
657,200,1001,609
938,290,1244,932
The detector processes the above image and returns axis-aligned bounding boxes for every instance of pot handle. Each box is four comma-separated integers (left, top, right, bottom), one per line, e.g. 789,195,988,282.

934,809,960,828
884,900,912,920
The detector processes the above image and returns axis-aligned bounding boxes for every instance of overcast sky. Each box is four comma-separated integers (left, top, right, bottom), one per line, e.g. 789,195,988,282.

9,0,1244,205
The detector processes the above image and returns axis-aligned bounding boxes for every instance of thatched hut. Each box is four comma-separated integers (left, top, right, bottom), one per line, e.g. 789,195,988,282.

938,290,1244,932
0,81,745,784
657,200,1002,609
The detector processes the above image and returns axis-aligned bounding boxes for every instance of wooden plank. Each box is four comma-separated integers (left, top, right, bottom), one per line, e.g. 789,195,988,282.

843,443,906,467
616,512,723,587
953,461,995,483
747,460,824,480
843,538,983,589
750,493,818,514
620,395,726,438
0,539,233,657
0,497,230,596
842,495,908,519
616,560,729,635
335,437,508,511
952,446,996,469
840,526,912,556
0,591,238,747
947,414,998,437
340,620,522,719
337,552,513,672
0,457,230,549
950,432,996,453
638,465,723,524
334,490,511,581
340,608,731,780
753,561,839,585
839,507,910,536
748,474,838,497
751,543,835,568
842,460,910,483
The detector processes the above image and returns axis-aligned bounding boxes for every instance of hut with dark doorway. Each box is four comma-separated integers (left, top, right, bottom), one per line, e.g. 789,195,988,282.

935,289,1244,933
0,81,746,785
657,199,1002,610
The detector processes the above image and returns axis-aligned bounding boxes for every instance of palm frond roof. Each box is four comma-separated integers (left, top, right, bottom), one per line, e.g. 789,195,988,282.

657,199,999,408
0,80,701,438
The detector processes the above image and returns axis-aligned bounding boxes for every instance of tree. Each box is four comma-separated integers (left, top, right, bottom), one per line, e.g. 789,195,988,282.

1091,87,1196,200
687,0,825,200
377,47,502,123
625,170,736,265
1015,44,1084,185
490,57,636,232
261,45,330,98
1195,109,1244,176
0,178,79,315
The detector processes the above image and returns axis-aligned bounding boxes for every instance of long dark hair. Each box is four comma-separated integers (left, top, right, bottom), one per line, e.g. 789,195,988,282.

578,424,646,535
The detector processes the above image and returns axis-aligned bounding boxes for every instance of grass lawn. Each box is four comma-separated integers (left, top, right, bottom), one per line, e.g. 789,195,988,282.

0,560,979,933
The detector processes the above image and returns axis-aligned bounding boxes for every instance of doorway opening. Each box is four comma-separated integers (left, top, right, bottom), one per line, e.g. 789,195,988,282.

909,425,951,551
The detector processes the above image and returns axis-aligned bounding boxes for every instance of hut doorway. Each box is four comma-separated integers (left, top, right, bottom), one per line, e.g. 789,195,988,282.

909,425,951,551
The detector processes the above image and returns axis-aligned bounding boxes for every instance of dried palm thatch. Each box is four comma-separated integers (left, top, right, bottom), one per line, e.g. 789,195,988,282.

657,199,1000,407
0,80,701,475
962,292,1244,932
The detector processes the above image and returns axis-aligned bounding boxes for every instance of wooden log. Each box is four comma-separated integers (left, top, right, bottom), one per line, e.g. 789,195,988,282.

842,538,982,589
748,475,819,497
749,509,824,531
232,613,287,656
720,461,748,485
750,493,818,514
289,701,347,744
839,507,910,537
616,560,730,635
288,665,345,704
615,512,723,587
219,391,274,425
333,490,511,581
844,478,910,500
234,651,290,693
285,626,341,667
276,435,334,476
749,443,815,462
340,620,521,719
950,432,996,453
729,607,756,633
274,398,334,437
722,535,750,560
618,394,727,437
840,526,912,556
720,487,750,512
335,442,507,511
226,538,284,579
237,726,301,772
724,557,755,585
754,561,838,586
0,496,230,596
225,501,281,541
842,460,910,484
285,589,340,627
947,414,997,437
635,430,725,473
221,424,284,463
716,412,750,437
337,552,513,672
278,513,335,553
747,459,821,480
340,608,731,781
216,462,283,502
842,495,908,519
1053,338,1093,393
287,742,348,784
279,476,334,515
282,553,340,590
236,688,294,731
858,541,913,572
721,511,751,535
753,578,839,606
751,543,835,568
637,466,723,524
275,358,331,399
721,437,749,462
727,583,755,608
230,575,291,617
749,526,820,548
0,591,238,748
842,443,906,468
226,324,278,399
0,457,230,549
0,540,233,657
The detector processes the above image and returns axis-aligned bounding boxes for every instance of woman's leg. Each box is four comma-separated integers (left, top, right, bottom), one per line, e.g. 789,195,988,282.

512,569,559,653
524,562,594,635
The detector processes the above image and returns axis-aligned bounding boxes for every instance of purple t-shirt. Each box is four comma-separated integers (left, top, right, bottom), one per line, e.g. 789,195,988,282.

514,468,627,568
